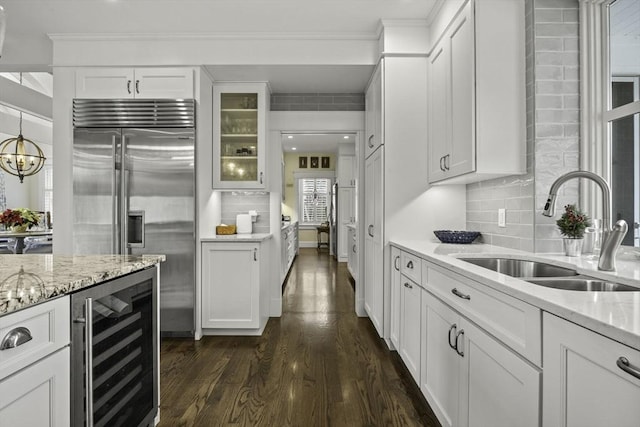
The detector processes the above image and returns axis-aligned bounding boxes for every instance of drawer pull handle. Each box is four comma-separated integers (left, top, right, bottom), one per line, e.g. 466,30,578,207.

368,224,374,238
394,255,400,271
0,327,33,350
353,244,357,253
451,288,471,300
448,324,457,350
368,134,374,148
617,357,640,380
406,260,414,269
455,329,465,357
404,282,413,289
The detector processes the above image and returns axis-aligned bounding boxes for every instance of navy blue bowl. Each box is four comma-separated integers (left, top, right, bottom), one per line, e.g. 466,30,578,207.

433,230,481,244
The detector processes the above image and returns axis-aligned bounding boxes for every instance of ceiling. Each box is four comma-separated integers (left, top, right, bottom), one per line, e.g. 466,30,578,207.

0,0,437,92
281,133,355,153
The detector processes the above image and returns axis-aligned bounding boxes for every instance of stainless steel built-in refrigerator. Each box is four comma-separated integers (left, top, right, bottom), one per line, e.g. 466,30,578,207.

72,99,196,336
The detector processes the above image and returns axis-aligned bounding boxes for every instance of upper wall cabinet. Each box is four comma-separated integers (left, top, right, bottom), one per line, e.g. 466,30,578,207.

428,0,526,184
76,68,194,99
365,66,383,159
212,82,269,189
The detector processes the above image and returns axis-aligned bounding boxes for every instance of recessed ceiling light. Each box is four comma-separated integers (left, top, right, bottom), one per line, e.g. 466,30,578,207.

343,135,349,139
292,147,297,150
287,135,293,139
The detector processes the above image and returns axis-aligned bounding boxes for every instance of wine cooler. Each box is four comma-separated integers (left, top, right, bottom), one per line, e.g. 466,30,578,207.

71,267,158,427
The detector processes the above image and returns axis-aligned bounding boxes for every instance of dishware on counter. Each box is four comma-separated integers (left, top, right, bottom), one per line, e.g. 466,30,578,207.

433,230,481,244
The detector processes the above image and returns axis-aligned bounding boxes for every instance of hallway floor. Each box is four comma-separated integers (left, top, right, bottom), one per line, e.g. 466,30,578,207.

158,248,440,426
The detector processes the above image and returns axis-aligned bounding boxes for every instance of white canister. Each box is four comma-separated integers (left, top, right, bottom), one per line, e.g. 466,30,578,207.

236,214,252,234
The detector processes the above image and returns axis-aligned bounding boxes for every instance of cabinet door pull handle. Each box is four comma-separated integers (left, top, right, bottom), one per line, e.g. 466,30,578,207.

368,135,374,148
445,154,450,171
455,329,465,357
394,255,400,271
84,298,94,427
135,79,140,94
617,357,640,380
452,288,471,300
448,324,457,350
127,80,132,94
368,224,374,237
353,244,357,253
0,327,33,350
254,248,258,261
406,260,414,269
404,282,413,289
259,172,264,184
439,156,445,171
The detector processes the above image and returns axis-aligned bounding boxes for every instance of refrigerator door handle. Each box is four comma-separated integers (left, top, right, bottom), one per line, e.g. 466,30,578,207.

112,135,119,254
121,135,129,254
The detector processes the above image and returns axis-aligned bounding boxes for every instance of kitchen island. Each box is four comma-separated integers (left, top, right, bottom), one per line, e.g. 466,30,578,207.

0,254,165,426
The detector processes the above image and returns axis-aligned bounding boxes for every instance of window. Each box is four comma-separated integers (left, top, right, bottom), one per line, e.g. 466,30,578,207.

581,0,640,247
298,178,330,225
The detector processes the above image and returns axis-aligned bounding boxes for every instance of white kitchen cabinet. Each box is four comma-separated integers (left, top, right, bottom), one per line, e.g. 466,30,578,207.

338,186,355,261
365,66,383,159
0,347,70,427
389,247,401,351
75,67,194,99
427,0,525,184
281,222,298,284
0,296,71,426
347,226,358,281
337,154,356,187
399,274,422,383
364,146,384,337
543,312,640,427
201,241,269,333
212,82,269,189
421,291,540,427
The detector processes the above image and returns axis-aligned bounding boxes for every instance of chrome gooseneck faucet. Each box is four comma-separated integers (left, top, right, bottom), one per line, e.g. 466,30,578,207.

542,170,628,271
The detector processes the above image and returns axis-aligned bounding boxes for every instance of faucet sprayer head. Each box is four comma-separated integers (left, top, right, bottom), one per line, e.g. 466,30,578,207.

542,193,557,217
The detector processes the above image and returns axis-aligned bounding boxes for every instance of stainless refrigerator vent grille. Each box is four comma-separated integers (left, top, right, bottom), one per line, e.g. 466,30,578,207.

73,99,195,128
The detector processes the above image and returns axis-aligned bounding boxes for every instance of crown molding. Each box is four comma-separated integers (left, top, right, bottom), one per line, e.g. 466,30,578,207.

48,32,378,42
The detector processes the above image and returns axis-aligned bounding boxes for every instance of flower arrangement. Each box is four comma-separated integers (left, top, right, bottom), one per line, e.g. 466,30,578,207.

0,208,40,231
556,204,591,239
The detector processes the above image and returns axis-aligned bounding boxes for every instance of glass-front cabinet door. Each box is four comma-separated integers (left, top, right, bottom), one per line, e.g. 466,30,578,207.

213,83,269,189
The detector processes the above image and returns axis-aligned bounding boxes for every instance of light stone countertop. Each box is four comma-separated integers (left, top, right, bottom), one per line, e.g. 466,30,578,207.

0,254,166,317
201,233,272,243
281,221,298,231
391,240,640,351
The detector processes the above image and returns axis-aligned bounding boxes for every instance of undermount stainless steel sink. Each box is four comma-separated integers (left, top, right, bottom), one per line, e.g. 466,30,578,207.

460,257,578,278
459,257,639,292
526,278,639,292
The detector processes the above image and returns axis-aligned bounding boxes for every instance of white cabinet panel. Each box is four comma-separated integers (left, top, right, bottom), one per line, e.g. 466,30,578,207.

389,247,401,351
421,291,461,427
399,275,422,383
0,347,70,427
364,146,383,337
201,242,260,329
338,154,356,187
76,67,193,99
428,0,525,184
543,312,640,427
365,66,383,159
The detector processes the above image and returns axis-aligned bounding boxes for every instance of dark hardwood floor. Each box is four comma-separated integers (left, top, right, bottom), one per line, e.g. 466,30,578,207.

158,248,441,426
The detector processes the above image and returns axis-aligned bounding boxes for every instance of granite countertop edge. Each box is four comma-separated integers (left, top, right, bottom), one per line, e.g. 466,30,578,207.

390,239,640,351
0,254,166,317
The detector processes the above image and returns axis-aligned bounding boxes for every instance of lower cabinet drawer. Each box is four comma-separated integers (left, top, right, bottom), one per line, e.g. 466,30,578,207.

0,296,70,381
425,263,541,366
0,346,70,425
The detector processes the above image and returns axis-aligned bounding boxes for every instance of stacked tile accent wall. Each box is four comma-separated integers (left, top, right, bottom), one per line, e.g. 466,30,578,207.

220,192,271,234
466,0,580,253
271,93,365,111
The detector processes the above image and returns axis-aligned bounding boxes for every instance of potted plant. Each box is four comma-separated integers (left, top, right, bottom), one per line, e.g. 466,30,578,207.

556,204,591,256
0,208,40,232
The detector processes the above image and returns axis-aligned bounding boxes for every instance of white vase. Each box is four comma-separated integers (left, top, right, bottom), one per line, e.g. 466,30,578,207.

563,238,583,257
